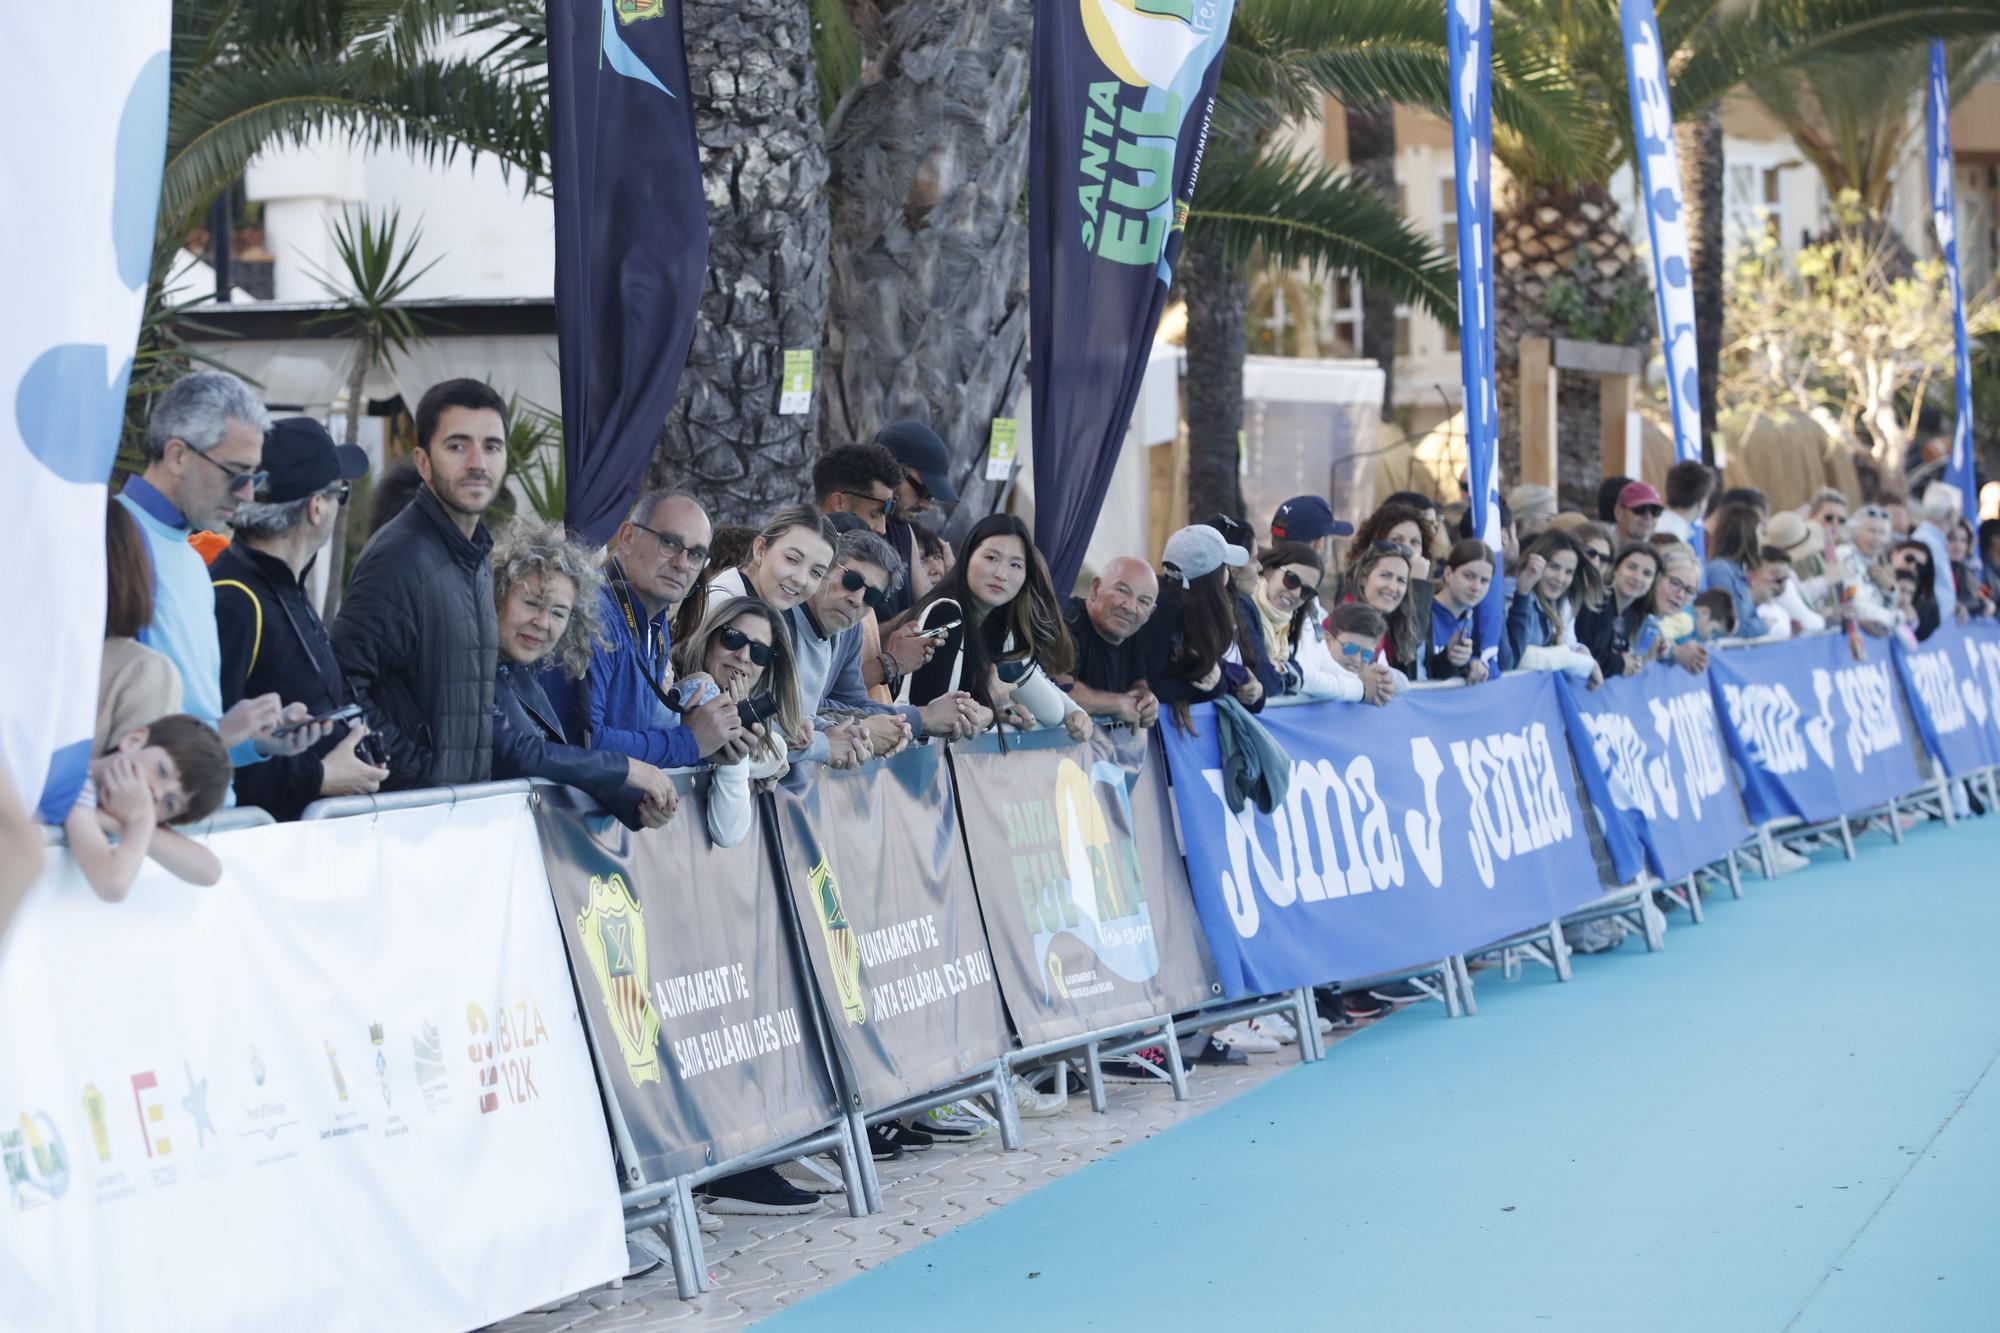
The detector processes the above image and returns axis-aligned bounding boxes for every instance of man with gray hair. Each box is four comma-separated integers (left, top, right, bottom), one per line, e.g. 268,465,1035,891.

1912,481,1963,620
119,370,314,761
211,418,388,818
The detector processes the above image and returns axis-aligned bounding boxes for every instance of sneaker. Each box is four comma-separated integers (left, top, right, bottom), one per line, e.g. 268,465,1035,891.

1335,989,1389,1020
1103,1046,1171,1080
1762,842,1810,874
697,1206,723,1233
700,1166,823,1216
1367,979,1432,1006
1564,917,1627,955
1216,1022,1281,1054
1190,1034,1248,1067
1028,1065,1087,1097
1009,1074,1068,1118
910,1106,988,1141
775,1156,847,1195
1251,1012,1299,1045
869,1122,934,1155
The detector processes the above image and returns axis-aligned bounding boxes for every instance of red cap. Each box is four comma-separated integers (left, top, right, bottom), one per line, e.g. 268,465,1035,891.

1617,480,1664,511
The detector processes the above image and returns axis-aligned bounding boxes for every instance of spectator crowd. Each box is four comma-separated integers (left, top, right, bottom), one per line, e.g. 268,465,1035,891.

22,367,2000,1225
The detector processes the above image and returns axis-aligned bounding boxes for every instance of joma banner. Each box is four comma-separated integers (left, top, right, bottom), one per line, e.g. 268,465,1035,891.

1028,0,1236,590
1560,664,1749,882
769,744,1013,1110
1160,678,1605,997
1707,633,1926,827
1892,622,2000,781
951,727,1220,1048
534,780,837,1182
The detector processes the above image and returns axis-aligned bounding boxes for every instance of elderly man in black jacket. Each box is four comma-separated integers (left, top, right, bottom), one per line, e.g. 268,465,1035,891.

214,417,387,818
333,379,509,791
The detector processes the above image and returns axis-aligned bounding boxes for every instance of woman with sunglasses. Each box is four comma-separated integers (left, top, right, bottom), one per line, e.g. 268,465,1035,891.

1890,540,1943,641
1249,543,1355,699
489,526,681,829
1946,515,1995,619
1504,530,1603,686
902,513,1089,739
1576,543,1660,677
670,596,807,846
1425,539,1496,684
1703,504,1765,638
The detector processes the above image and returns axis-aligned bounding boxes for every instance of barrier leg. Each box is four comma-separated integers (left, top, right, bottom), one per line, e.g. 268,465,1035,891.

675,1175,711,1296
842,1109,880,1215
1293,988,1323,1062
1084,1040,1108,1113
1758,825,1780,879
1726,848,1744,900
1452,956,1477,1016
1885,795,1905,845
1160,1014,1191,1102
1550,921,1573,981
1639,893,1666,951
1682,875,1704,925
1938,777,1958,827
1838,814,1857,859
1441,961,1463,1018
990,1059,1025,1152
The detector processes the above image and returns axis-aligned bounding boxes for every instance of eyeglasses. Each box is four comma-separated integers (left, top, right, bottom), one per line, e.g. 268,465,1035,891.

839,566,887,608
1661,575,1698,597
1281,569,1320,598
716,625,773,667
839,489,896,519
324,480,352,505
904,469,930,503
183,443,267,496
632,521,711,567
1338,641,1377,664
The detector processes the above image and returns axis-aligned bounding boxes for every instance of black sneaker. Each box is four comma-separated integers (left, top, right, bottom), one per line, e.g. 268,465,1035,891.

1190,1034,1247,1067
1339,989,1390,1020
1366,980,1430,1007
1102,1046,1170,1080
869,1122,933,1156
700,1166,822,1216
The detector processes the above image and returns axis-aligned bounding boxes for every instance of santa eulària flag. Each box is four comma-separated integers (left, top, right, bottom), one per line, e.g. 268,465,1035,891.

549,0,709,546
1030,0,1236,591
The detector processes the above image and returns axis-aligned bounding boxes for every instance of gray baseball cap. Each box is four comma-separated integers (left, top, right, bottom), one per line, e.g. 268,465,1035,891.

1161,524,1249,586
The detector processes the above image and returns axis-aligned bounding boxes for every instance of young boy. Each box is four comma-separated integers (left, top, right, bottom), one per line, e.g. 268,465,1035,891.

61,714,231,900
1329,603,1396,706
1692,589,1736,642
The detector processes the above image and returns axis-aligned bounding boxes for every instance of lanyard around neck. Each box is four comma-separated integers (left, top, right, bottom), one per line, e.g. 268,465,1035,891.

607,561,667,687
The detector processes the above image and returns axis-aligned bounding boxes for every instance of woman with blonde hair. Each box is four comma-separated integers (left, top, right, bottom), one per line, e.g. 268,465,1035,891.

670,595,805,847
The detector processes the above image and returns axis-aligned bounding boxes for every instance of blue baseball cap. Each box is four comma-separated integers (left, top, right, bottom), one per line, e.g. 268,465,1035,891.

1270,495,1353,543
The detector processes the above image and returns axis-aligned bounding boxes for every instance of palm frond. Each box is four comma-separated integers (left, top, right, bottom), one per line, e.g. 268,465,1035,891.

811,0,863,124
1187,145,1458,324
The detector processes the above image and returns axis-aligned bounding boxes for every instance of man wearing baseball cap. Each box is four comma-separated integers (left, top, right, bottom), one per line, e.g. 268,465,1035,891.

1613,479,1665,546
1269,494,1355,567
872,419,959,619
211,417,387,818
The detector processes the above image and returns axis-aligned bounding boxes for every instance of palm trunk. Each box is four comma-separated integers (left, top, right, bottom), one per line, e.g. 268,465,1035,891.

1345,100,1398,422
653,0,830,526
822,0,1033,540
1678,108,1724,464
1181,224,1248,524
322,348,368,618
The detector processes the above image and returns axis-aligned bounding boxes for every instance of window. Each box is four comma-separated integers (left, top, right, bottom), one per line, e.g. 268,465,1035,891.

1725,160,1787,252
1325,273,1363,358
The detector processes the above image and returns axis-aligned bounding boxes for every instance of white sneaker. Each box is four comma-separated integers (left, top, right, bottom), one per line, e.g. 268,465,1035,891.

1764,842,1810,874
697,1206,723,1233
1217,1022,1281,1054
1010,1073,1067,1118
1249,1013,1298,1045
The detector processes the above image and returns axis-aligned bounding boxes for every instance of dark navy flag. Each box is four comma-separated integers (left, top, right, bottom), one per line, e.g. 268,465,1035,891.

1159,678,1605,997
1448,0,1505,675
1559,665,1748,883
1892,622,2000,781
1029,0,1235,591
1620,0,1704,556
1706,634,1924,827
549,0,708,546
1927,41,1977,518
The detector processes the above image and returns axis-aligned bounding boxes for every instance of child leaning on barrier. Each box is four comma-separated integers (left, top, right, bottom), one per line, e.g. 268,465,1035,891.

56,714,229,901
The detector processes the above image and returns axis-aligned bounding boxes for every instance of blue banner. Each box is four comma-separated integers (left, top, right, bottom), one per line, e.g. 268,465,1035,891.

1927,41,1977,518
1560,666,1749,882
1620,0,1704,554
1029,0,1235,591
1448,0,1505,674
1892,622,2000,780
1159,677,1605,997
549,0,709,546
1707,634,1925,827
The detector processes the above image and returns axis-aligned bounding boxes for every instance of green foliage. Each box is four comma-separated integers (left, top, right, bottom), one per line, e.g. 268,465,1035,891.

503,396,568,526
302,205,442,361
1540,248,1653,345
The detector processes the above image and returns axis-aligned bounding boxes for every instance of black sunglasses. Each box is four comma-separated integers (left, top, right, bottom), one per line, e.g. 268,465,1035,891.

1281,569,1320,598
839,567,887,608
183,443,267,496
717,625,773,667
1369,540,1414,557
839,489,896,519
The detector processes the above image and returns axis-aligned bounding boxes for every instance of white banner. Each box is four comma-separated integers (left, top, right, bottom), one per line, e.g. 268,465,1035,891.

0,4,170,818
0,796,626,1332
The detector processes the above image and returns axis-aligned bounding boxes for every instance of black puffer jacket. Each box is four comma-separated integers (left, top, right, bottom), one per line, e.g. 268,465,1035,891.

332,486,497,790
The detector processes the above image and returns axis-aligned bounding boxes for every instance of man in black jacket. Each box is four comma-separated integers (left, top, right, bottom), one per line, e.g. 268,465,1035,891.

332,380,508,790
214,417,387,818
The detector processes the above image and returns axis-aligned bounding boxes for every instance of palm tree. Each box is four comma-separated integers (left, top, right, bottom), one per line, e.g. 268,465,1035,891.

303,206,440,614
1491,0,2000,503
1346,100,1400,423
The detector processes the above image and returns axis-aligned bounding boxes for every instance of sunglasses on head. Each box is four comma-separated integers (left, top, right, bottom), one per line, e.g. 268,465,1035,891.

1369,540,1413,557
839,567,887,608
717,625,773,667
1281,569,1320,597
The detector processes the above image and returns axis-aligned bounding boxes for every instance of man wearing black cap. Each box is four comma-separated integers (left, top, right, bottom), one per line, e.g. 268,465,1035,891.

872,420,959,621
213,417,389,819
1269,495,1355,567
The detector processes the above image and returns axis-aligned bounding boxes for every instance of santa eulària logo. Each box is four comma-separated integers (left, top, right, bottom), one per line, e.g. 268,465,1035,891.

577,873,662,1087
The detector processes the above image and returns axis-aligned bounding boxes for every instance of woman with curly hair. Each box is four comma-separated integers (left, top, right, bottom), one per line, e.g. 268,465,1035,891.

670,594,806,847
490,524,680,828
